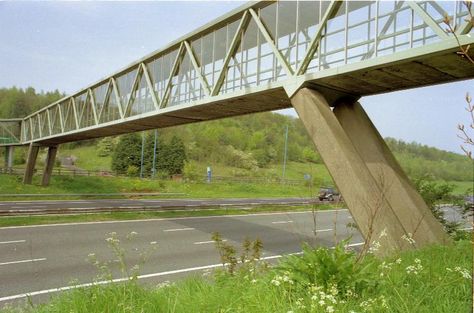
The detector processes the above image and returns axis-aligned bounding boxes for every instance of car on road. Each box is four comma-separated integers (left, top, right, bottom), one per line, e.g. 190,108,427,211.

318,187,340,202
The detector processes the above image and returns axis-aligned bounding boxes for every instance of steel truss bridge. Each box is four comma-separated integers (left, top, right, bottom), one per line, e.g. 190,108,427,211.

1,0,473,146
1,0,473,253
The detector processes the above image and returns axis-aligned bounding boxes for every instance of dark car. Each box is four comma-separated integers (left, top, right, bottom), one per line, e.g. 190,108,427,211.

318,187,340,201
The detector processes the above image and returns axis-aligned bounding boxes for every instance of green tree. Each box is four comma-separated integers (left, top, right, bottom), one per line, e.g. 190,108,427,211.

111,133,142,174
166,136,187,175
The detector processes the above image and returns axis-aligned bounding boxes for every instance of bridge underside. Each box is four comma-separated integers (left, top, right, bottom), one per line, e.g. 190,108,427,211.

36,44,474,146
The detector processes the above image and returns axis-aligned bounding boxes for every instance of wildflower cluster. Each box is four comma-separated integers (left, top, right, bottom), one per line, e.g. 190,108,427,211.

401,233,416,245
357,295,388,312
405,258,423,275
446,266,472,280
293,284,341,312
271,271,294,287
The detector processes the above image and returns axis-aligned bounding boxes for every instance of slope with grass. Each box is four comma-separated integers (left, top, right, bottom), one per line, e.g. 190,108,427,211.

2,239,471,313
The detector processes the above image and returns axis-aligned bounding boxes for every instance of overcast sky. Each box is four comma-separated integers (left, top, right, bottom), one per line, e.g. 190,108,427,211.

0,1,472,154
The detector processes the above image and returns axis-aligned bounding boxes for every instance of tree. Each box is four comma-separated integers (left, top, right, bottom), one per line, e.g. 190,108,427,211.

166,136,187,175
111,133,142,174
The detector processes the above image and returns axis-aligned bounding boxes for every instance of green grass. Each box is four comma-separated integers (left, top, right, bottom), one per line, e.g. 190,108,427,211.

0,174,318,200
4,240,471,313
0,204,337,228
444,180,473,195
59,145,112,171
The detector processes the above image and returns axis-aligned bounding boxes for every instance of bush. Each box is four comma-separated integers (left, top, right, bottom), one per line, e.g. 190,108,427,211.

126,165,139,177
183,162,201,182
277,240,378,296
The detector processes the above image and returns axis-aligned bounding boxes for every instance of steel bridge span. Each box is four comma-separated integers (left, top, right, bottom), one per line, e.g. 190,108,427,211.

1,0,473,254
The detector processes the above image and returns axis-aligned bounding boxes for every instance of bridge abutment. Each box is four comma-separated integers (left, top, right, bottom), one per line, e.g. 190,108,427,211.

41,146,58,187
290,87,449,255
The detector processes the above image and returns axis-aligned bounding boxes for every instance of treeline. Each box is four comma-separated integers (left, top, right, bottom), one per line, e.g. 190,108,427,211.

0,87,64,118
109,133,186,177
101,112,471,181
0,86,470,182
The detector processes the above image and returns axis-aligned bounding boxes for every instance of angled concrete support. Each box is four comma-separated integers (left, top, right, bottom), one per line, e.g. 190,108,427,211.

4,146,14,173
23,144,40,184
290,88,448,254
333,101,450,245
42,146,58,186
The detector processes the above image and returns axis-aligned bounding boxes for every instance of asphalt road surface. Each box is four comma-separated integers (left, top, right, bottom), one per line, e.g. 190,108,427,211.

0,209,362,306
0,206,470,307
0,197,321,215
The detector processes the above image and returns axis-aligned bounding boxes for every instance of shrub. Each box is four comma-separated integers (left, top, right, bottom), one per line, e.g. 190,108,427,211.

277,240,378,296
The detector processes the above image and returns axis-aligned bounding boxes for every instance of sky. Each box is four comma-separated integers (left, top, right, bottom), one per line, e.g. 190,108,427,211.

0,1,472,154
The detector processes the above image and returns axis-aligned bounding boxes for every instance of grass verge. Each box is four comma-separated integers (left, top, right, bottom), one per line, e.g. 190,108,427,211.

0,174,318,201
3,240,471,313
0,204,337,228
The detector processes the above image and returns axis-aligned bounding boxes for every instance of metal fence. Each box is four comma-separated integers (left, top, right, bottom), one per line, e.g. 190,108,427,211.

0,167,311,185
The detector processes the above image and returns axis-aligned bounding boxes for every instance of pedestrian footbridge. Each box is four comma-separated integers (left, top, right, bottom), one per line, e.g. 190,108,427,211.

1,1,472,253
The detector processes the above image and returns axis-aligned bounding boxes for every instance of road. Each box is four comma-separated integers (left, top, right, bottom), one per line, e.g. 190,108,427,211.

0,209,362,306
0,206,470,307
0,197,321,215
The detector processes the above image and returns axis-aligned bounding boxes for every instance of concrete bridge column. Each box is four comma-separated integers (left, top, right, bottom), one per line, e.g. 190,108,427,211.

333,101,450,245
41,146,58,186
4,146,14,173
23,144,40,184
290,87,449,254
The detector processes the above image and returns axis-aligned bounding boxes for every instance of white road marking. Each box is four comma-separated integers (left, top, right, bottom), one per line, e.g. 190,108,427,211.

163,228,195,232
315,228,333,232
0,209,349,230
0,242,365,303
0,258,46,266
272,220,293,224
346,242,365,247
0,240,26,245
194,240,226,245
11,206,46,209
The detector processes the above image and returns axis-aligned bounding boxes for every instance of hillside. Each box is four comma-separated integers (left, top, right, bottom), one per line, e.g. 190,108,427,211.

0,87,471,185
54,112,472,183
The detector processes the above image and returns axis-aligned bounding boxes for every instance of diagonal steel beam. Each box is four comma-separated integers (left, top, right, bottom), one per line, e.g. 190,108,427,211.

0,123,19,141
141,63,160,110
249,8,294,77
37,114,43,138
363,1,405,60
58,104,65,133
46,109,52,136
184,41,211,96
160,43,186,108
407,1,450,40
98,80,113,122
111,77,125,119
296,0,343,75
71,97,80,129
28,118,34,141
88,88,99,125
124,66,143,117
211,10,251,96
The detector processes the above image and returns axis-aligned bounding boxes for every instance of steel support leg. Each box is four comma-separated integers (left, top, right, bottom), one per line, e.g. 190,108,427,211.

42,146,58,186
23,144,40,184
290,88,448,255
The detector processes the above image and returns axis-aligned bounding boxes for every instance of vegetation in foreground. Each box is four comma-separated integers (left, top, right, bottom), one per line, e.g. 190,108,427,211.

2,235,471,313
